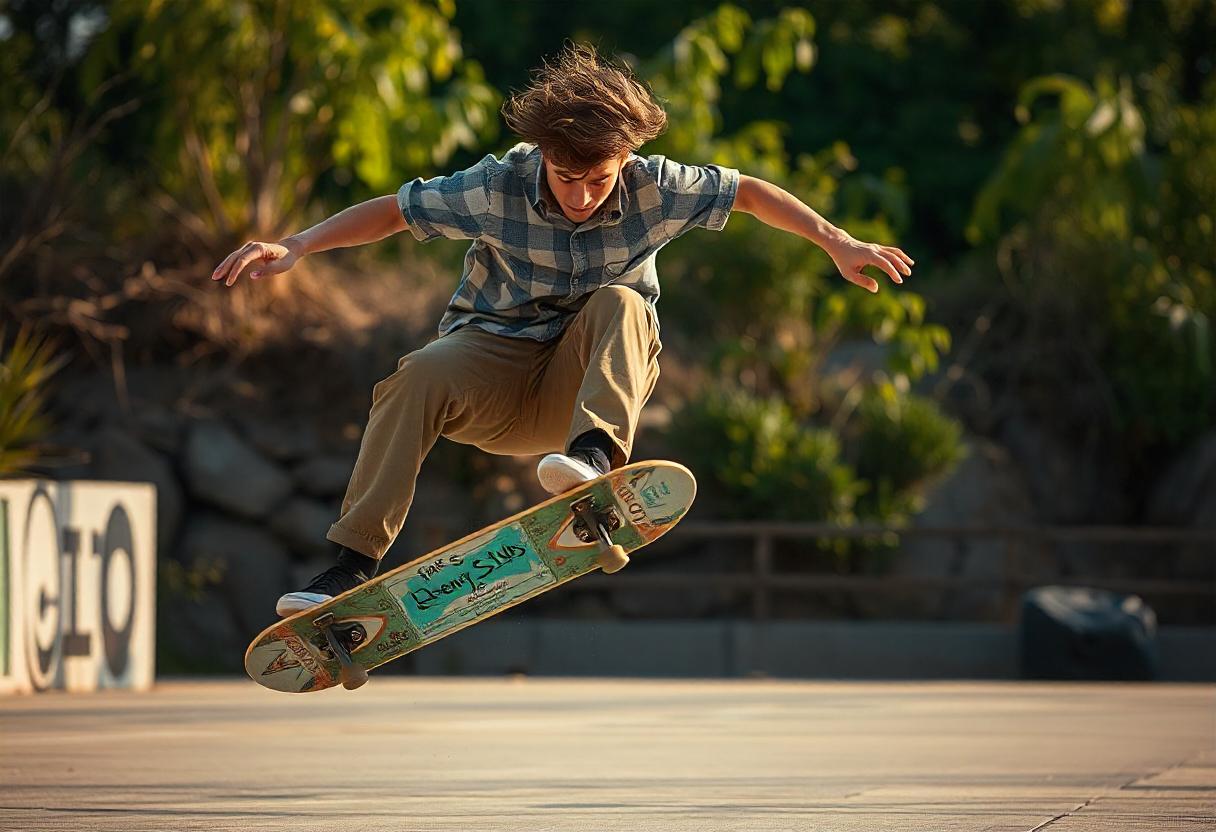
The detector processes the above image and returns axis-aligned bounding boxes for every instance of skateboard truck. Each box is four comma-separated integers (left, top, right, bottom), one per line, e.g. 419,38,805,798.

312,612,369,690
570,496,629,573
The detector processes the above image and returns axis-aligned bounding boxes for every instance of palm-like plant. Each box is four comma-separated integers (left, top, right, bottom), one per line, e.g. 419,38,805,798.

0,326,68,477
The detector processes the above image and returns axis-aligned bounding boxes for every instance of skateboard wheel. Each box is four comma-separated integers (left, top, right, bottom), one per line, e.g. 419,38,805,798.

339,664,369,691
597,544,629,574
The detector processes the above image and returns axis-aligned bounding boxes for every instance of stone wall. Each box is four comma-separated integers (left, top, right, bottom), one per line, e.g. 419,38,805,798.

44,365,1216,672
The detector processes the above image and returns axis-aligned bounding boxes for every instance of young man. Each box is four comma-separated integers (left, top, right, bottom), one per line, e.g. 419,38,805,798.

211,44,913,616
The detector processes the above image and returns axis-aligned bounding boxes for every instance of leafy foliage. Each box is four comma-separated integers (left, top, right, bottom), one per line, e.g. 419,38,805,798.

634,6,960,523
82,0,501,250
4,0,1212,528
667,385,863,523
851,384,966,522
0,327,68,477
966,69,1215,451
0,2,139,289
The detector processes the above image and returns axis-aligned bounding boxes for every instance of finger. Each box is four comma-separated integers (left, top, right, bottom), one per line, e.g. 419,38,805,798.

226,244,270,287
211,249,240,282
215,243,255,286
226,251,257,286
847,269,880,293
872,253,903,285
886,247,915,272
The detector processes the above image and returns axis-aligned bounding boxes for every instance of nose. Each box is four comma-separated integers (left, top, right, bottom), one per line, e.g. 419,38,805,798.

577,187,593,208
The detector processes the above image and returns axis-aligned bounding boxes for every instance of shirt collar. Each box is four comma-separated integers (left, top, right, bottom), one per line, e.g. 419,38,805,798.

526,146,548,214
527,147,630,227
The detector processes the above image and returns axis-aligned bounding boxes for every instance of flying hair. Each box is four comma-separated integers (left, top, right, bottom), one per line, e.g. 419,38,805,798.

502,42,668,172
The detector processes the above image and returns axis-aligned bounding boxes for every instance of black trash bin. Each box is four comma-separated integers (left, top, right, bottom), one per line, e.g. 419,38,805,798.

1019,585,1159,680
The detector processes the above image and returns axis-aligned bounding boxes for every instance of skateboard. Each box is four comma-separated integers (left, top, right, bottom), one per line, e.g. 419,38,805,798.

244,460,696,693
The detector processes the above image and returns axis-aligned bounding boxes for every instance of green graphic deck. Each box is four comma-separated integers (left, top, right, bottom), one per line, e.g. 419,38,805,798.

244,461,695,692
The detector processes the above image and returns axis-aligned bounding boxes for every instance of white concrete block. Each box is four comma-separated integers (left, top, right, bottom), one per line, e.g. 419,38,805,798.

0,480,156,693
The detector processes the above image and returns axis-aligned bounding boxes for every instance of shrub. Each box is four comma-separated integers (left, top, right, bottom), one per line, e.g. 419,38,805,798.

0,326,68,477
851,384,966,521
967,72,1215,456
668,384,863,523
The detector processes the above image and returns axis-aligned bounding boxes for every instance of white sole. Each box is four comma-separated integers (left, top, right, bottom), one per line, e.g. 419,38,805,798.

537,453,601,495
275,591,332,618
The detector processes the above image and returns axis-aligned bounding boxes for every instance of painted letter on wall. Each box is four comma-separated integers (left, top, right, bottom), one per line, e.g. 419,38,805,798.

0,481,156,693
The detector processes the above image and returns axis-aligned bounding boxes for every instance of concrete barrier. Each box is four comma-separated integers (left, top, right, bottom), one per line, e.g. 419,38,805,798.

409,619,1216,681
0,480,156,693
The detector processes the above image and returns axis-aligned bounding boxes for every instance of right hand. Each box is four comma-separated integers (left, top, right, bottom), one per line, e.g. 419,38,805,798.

211,238,303,287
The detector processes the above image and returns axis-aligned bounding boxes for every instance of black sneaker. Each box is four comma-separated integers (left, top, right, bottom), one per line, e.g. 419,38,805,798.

536,446,611,495
276,563,371,617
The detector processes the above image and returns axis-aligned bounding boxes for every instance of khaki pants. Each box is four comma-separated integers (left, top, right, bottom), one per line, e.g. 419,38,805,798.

327,285,662,558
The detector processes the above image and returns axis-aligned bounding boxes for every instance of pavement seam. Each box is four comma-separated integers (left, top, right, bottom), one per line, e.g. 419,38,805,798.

1025,757,1204,831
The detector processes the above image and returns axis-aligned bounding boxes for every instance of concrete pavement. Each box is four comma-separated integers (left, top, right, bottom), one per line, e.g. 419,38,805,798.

1,678,1213,831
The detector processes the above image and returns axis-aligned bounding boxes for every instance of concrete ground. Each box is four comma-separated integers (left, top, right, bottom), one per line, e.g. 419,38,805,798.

1,679,1213,831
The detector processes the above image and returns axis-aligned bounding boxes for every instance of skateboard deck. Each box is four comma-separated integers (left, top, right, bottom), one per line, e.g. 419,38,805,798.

244,460,695,693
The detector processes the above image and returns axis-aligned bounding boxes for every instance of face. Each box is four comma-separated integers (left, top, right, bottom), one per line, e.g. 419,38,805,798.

544,151,628,223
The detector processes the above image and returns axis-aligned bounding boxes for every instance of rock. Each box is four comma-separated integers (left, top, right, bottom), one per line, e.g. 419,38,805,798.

1176,485,1216,582
380,471,476,569
997,415,1134,588
183,421,293,519
269,497,339,559
130,405,184,456
821,339,891,383
36,425,94,479
178,513,291,636
289,556,335,590
157,591,245,674
882,438,1037,619
54,373,122,429
1150,433,1216,586
90,426,184,556
1004,416,1135,524
292,455,355,499
1147,431,1216,525
244,420,321,463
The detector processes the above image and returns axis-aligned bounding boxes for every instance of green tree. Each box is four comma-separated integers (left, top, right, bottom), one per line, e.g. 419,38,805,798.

81,0,500,254
0,1,138,288
967,69,1215,456
640,6,961,524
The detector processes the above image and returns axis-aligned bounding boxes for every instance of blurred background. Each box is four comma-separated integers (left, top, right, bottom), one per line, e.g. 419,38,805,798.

2,0,1213,681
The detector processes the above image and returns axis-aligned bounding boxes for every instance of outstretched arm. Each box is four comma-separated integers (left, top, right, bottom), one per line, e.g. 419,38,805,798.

733,174,913,293
211,195,408,287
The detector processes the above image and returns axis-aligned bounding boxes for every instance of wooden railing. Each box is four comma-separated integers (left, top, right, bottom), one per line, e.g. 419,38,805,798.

579,522,1216,623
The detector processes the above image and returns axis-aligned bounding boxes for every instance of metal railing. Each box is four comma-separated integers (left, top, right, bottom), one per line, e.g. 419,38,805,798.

579,522,1216,623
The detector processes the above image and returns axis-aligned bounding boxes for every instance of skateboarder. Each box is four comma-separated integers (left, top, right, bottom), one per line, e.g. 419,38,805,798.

210,43,913,617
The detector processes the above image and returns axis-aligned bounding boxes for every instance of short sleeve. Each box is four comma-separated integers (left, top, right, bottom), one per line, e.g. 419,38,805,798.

644,155,740,239
397,155,494,242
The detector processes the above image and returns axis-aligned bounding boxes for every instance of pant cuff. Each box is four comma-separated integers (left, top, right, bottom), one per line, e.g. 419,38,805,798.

326,523,389,560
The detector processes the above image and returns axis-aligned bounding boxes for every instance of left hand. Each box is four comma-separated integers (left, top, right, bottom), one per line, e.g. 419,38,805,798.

824,234,914,293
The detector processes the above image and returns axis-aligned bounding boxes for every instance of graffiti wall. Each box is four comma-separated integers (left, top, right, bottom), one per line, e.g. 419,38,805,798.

0,481,156,693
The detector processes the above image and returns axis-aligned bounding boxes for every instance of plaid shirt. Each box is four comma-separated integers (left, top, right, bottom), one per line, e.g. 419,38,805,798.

396,142,739,341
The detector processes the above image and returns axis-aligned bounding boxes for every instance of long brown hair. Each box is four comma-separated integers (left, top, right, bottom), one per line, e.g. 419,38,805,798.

502,42,668,171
